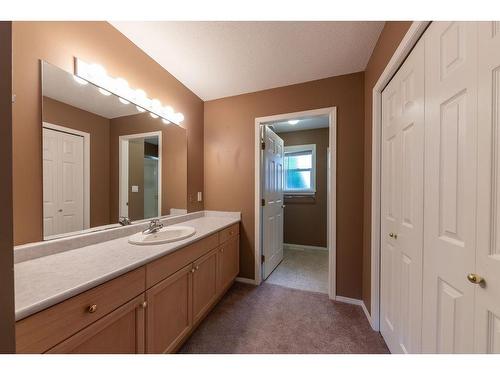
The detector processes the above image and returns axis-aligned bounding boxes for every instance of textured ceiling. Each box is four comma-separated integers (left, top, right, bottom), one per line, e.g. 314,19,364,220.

111,21,385,101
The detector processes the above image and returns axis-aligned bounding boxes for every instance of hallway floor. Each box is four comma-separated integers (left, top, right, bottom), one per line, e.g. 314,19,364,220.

179,282,389,354
265,247,328,294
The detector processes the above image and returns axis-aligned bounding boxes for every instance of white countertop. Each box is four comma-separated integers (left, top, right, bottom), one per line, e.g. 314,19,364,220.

14,212,240,321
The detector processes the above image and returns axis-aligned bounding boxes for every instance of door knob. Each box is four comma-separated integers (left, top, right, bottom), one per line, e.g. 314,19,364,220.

87,304,97,313
281,204,286,208
389,232,397,239
467,273,485,286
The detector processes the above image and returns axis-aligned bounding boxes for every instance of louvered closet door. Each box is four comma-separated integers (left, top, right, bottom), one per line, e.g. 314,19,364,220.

475,21,500,353
380,38,425,354
422,21,478,354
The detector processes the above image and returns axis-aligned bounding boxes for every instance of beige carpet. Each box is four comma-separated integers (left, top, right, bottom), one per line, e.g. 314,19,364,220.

179,282,389,354
265,247,328,293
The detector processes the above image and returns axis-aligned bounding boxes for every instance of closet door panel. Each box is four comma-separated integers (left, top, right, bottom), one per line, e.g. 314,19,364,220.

422,21,478,353
475,21,500,353
380,38,424,354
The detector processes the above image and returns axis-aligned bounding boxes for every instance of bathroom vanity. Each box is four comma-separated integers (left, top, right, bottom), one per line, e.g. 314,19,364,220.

14,212,240,354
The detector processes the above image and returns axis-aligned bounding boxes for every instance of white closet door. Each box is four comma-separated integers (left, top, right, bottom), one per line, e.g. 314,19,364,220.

422,21,478,353
475,21,500,353
43,128,60,236
43,128,84,237
380,38,425,354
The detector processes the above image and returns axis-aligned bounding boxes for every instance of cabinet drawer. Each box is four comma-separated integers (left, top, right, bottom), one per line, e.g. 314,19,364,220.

218,223,239,244
146,233,219,288
16,267,145,354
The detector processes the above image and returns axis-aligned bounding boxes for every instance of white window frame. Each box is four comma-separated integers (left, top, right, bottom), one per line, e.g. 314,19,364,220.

283,144,316,195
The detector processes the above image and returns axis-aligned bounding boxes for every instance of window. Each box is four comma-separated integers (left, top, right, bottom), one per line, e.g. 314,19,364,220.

284,144,316,194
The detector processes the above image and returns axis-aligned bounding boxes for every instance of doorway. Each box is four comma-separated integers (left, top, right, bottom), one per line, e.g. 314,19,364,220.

255,107,337,299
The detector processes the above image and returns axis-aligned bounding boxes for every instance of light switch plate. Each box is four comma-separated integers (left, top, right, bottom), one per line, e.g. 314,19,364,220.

197,192,202,202
131,185,139,193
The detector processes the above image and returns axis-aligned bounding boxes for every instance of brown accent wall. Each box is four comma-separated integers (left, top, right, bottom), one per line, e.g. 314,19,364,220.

0,21,15,353
42,96,111,227
362,21,412,311
280,128,329,248
109,113,188,222
205,72,364,299
12,21,204,246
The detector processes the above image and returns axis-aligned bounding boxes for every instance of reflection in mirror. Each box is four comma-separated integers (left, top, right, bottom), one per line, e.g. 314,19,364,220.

41,61,187,240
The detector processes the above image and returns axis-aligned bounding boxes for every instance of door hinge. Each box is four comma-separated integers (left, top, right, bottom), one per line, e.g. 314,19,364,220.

261,140,265,150
261,254,265,263
261,198,265,206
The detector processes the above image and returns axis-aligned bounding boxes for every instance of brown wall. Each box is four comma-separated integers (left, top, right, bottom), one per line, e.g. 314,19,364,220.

109,112,188,222
0,21,15,353
12,21,204,246
42,96,111,227
205,72,365,299
280,128,329,248
362,21,412,311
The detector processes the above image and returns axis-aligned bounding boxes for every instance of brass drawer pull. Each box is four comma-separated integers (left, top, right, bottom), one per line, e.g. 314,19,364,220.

191,268,195,273
195,265,199,270
141,301,147,309
87,304,97,313
389,232,398,239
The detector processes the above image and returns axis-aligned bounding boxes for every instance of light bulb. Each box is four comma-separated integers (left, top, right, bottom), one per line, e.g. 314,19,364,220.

175,113,185,123
114,78,130,98
150,113,159,119
162,119,170,125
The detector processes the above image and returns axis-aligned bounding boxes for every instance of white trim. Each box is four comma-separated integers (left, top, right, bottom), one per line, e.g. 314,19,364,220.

370,21,430,332
235,277,260,285
284,143,317,194
335,295,364,305
42,122,91,231
118,131,162,219
254,107,337,300
283,243,328,252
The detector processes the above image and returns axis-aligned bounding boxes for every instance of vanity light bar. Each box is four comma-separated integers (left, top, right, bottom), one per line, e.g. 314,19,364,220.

74,58,184,126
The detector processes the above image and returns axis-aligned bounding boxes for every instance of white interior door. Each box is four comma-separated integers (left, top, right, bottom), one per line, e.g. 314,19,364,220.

380,38,425,354
262,126,284,280
422,21,478,354
475,21,500,353
43,128,84,236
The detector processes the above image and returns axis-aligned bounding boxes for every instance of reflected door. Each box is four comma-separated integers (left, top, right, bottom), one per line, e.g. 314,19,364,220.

262,126,284,280
43,128,84,237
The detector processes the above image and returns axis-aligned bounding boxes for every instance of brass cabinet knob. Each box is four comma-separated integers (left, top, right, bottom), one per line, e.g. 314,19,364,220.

141,301,147,309
87,304,97,313
191,268,195,273
467,273,485,286
195,266,199,270
389,232,398,239
221,248,224,253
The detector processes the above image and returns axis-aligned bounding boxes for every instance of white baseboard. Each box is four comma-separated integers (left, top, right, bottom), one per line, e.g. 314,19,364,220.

284,243,328,252
235,277,259,285
335,295,375,331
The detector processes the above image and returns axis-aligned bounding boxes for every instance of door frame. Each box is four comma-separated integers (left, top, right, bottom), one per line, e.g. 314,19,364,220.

254,107,337,300
118,131,162,219
42,122,91,230
370,21,430,331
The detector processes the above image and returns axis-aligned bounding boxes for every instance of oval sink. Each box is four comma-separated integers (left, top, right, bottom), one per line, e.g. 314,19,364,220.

128,225,196,245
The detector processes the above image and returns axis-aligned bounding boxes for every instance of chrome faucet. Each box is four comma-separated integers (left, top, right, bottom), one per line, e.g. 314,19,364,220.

142,219,164,235
118,216,132,226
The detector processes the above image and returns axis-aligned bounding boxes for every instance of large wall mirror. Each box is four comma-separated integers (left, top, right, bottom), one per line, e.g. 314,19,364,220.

41,61,187,240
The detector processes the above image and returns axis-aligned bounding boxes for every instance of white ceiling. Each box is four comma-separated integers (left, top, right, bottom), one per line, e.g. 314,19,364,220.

43,61,141,119
110,21,385,101
267,115,329,134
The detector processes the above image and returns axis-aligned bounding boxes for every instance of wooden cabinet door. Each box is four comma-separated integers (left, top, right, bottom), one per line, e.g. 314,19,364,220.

218,235,240,293
192,248,218,324
47,294,146,354
146,263,193,354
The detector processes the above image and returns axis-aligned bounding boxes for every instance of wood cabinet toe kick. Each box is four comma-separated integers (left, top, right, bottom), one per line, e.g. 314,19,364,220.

16,222,240,354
